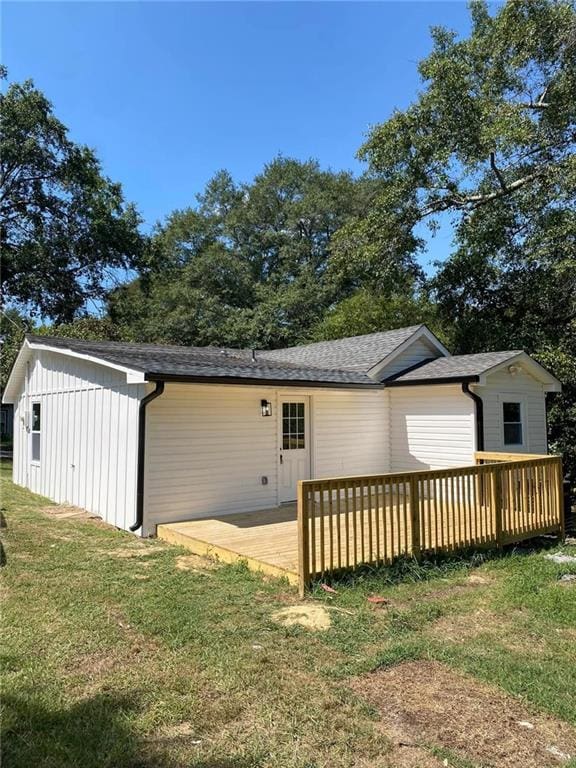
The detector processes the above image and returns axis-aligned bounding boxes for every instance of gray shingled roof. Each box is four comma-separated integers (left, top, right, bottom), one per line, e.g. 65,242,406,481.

386,351,523,384
25,332,525,388
25,335,380,387
258,325,424,371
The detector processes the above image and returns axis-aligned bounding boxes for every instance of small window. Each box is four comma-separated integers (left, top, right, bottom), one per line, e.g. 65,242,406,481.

503,401,523,446
282,402,305,450
31,402,41,462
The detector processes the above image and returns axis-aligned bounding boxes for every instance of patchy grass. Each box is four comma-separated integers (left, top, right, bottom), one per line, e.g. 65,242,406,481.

1,461,576,768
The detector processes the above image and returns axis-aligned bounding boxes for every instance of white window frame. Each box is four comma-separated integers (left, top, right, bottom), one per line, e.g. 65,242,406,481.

30,401,41,465
501,397,526,449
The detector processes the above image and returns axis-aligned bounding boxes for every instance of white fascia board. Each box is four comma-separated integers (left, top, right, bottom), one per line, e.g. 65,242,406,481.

2,340,31,403
26,342,146,382
368,325,451,380
476,351,562,391
2,340,146,403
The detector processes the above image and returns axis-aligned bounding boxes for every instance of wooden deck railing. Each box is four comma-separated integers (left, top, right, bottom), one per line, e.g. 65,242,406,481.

297,452,564,595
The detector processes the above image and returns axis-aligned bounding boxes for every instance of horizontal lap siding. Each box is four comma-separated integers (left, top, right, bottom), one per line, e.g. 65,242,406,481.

12,351,142,530
312,390,389,477
144,384,278,530
479,368,548,453
144,385,390,532
390,385,475,471
377,337,441,379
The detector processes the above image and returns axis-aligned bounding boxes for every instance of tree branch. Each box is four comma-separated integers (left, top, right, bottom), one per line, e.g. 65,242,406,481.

517,83,551,110
490,152,507,192
421,167,547,217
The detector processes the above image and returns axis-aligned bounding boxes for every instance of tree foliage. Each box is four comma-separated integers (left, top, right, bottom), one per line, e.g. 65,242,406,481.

0,70,144,321
2,3,575,482
109,158,403,348
336,0,576,480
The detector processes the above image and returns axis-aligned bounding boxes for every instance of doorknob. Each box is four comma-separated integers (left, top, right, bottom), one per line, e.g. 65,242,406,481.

280,454,283,464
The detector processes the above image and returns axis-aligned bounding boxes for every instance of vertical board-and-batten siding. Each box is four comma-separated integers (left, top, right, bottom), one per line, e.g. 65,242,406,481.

478,367,548,453
143,383,390,531
389,384,475,471
12,350,142,530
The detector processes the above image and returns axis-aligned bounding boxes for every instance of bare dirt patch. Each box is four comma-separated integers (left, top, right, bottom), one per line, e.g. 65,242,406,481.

41,505,110,527
272,604,331,631
155,721,201,742
94,546,164,559
467,572,492,585
351,660,576,768
427,609,547,655
175,554,219,572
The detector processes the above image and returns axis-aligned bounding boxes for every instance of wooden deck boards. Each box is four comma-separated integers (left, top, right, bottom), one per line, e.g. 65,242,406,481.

157,505,301,584
156,455,563,592
157,499,501,585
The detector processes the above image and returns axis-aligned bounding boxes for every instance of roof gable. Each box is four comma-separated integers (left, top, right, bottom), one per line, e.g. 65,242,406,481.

385,350,561,391
258,325,426,371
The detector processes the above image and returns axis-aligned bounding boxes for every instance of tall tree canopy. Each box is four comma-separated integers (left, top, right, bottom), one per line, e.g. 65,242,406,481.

109,158,407,348
333,0,576,478
2,2,575,481
0,69,144,321
335,0,575,277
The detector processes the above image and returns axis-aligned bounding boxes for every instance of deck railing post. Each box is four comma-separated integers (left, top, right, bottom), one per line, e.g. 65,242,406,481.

409,476,421,558
297,481,310,598
490,465,503,546
557,458,567,540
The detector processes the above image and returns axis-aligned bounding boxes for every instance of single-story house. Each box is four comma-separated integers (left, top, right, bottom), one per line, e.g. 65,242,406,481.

2,324,561,537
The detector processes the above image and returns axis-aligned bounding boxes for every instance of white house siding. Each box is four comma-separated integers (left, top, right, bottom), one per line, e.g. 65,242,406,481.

389,385,475,471
144,383,278,531
143,384,390,532
12,350,142,530
476,367,548,454
377,337,442,380
312,389,389,478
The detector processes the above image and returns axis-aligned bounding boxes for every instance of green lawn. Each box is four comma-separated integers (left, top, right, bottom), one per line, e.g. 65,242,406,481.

1,461,575,768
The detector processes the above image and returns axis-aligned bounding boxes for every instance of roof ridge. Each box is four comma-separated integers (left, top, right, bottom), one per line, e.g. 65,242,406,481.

260,324,424,354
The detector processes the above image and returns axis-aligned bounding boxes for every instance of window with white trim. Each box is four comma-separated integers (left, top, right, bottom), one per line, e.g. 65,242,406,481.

31,402,41,462
502,401,523,446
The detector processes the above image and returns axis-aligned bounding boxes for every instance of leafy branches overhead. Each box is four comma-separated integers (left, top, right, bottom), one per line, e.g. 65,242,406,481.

330,0,576,479
363,0,574,215
110,157,394,348
0,70,144,322
332,0,575,277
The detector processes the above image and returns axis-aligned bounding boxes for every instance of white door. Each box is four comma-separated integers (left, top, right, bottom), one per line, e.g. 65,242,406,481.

278,398,310,503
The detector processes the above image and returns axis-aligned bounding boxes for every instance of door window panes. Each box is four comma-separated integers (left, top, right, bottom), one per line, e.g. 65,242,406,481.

282,402,305,450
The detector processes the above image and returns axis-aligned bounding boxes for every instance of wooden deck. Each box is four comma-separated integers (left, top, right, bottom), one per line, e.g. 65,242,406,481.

157,453,564,593
157,505,301,585
157,496,493,587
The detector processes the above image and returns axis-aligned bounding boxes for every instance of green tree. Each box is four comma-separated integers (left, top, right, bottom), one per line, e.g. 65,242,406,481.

110,157,380,348
310,290,445,343
0,71,144,321
0,310,31,391
337,0,576,481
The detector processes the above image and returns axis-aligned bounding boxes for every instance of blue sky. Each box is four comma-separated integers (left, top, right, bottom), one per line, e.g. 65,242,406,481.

4,2,476,270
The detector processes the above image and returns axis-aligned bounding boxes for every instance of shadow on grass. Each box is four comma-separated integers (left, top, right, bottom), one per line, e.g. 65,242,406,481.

313,535,564,592
2,690,262,768
2,691,169,768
